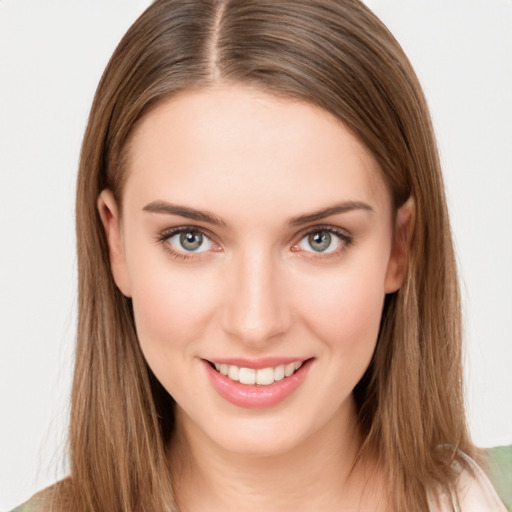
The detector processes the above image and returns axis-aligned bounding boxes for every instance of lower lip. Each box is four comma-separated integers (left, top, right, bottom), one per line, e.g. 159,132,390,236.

203,359,313,408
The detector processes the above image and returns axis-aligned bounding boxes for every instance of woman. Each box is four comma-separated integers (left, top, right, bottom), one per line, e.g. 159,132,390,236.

11,0,508,510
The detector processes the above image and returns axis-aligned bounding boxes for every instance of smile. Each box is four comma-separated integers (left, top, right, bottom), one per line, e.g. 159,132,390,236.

213,361,303,386
203,358,313,408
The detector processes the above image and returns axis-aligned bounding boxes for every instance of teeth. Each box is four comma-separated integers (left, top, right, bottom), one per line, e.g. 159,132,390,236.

274,364,285,381
212,361,304,386
256,367,274,385
227,365,239,381
239,368,256,385
284,363,295,377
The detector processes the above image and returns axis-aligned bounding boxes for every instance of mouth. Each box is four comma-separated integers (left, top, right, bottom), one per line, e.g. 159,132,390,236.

203,358,314,408
208,360,305,386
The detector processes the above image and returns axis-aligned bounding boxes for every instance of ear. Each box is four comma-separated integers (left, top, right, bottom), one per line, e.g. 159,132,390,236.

384,197,415,294
97,189,132,297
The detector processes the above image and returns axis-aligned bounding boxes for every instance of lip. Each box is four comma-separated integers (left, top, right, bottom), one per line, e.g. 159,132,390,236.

207,357,306,370
202,358,313,408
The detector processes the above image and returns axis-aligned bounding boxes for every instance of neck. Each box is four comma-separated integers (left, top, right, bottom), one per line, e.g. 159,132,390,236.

168,397,385,512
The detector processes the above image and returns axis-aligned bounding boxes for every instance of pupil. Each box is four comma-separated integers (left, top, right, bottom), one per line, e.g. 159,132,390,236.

309,231,331,252
180,231,202,251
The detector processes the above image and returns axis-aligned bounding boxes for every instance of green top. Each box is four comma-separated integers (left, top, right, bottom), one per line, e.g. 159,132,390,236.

488,445,512,511
9,446,512,512
10,493,45,512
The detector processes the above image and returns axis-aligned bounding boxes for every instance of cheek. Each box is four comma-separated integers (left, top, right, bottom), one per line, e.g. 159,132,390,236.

307,278,383,344
297,270,385,408
128,255,220,369
295,258,388,361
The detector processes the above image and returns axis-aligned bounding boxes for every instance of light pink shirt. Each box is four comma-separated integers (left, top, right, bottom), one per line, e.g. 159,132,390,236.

428,452,507,511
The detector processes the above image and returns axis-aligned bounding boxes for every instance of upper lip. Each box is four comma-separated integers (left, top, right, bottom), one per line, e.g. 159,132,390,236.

204,357,312,369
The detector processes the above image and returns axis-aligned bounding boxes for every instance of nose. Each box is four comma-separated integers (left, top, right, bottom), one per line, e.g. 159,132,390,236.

221,249,292,346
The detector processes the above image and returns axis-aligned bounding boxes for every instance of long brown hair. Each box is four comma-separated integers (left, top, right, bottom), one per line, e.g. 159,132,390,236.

49,1,478,510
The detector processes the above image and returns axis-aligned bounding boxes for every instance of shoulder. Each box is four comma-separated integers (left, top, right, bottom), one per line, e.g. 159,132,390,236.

487,444,512,511
429,451,509,512
455,452,508,511
8,493,46,512
8,483,65,512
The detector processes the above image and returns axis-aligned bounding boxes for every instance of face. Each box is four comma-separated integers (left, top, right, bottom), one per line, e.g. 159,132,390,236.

99,85,411,457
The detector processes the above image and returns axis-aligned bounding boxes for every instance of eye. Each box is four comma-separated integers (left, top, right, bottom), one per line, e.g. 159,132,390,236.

295,228,351,254
164,228,215,254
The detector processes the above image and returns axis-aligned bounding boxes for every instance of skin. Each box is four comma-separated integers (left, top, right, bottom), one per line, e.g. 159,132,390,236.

99,85,413,511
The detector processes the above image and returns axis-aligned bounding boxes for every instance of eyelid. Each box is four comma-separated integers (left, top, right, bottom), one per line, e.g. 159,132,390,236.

291,224,353,257
157,225,221,260
156,223,352,261
158,224,218,242
294,224,352,242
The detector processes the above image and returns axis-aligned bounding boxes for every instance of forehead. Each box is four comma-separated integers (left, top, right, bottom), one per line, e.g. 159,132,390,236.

122,85,391,220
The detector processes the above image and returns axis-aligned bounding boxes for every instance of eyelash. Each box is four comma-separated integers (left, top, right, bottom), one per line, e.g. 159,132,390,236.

156,225,353,261
292,225,353,259
156,226,219,261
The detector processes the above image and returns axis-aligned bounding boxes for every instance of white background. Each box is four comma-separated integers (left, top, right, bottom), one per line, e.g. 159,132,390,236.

0,1,511,510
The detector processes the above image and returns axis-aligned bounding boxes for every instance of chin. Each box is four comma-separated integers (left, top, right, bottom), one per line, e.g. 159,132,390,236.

176,402,314,458
209,421,308,458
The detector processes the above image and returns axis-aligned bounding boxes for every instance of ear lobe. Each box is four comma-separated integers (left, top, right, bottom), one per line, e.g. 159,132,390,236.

97,189,132,297
384,197,415,294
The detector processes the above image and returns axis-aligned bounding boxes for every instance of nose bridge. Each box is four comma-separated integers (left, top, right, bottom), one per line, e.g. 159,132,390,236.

222,247,290,345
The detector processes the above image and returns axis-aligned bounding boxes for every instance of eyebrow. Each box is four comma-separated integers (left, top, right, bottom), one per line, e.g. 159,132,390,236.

143,201,227,227
142,199,373,227
288,201,374,226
